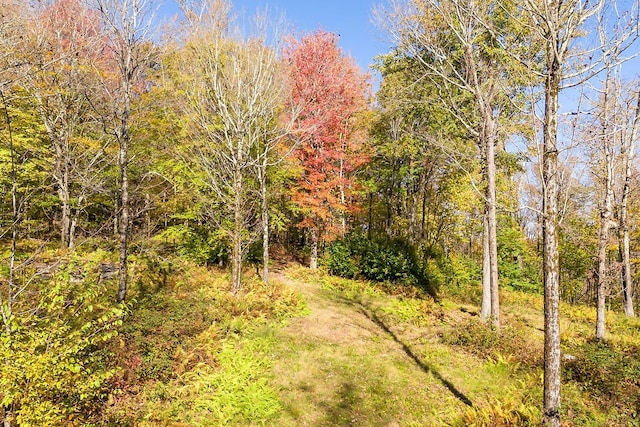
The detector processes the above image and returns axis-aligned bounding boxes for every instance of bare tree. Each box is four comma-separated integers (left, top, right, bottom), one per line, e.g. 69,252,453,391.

520,0,639,423
25,0,105,250
619,86,639,318
93,0,156,302
180,0,297,291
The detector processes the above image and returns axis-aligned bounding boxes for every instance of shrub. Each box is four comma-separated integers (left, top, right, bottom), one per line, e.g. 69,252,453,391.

360,239,415,283
325,239,360,279
441,318,542,367
324,234,438,297
0,255,122,426
156,224,228,266
564,340,640,417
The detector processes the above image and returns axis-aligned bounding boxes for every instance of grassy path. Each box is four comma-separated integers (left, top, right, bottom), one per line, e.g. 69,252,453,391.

268,270,501,426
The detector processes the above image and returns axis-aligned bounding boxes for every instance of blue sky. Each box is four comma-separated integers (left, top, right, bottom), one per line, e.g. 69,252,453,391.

159,0,389,79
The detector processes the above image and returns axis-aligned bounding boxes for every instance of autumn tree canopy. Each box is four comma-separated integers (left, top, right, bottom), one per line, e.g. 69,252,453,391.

284,30,371,269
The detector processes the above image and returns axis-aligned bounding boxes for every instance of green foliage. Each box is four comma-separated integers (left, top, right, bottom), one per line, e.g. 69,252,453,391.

441,318,542,367
156,224,229,266
106,262,307,424
497,222,541,293
0,255,123,426
150,331,282,426
359,239,414,283
564,340,640,418
559,232,594,303
451,392,541,426
441,253,481,289
325,239,360,279
324,234,438,297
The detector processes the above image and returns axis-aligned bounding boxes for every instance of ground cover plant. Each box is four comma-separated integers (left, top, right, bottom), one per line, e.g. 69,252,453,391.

97,262,638,426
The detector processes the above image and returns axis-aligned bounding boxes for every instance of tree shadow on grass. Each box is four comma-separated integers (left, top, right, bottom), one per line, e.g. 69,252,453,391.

355,302,474,408
318,381,362,426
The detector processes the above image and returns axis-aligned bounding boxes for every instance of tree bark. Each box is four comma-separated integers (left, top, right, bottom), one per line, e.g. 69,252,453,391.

310,228,319,270
484,112,500,330
259,155,269,286
117,111,130,303
480,212,492,320
41,120,74,249
96,0,153,303
59,155,72,249
542,51,561,427
231,166,243,293
619,89,639,318
596,72,615,340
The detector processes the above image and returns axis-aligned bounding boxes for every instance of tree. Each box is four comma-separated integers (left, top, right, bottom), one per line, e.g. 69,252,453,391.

93,0,156,302
284,30,370,269
180,0,296,291
0,6,34,422
368,54,481,265
589,70,616,341
520,0,639,423
377,0,530,328
26,0,105,249
619,86,639,318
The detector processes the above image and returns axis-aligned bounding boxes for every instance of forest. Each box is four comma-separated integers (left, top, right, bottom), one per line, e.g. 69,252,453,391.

1,0,639,425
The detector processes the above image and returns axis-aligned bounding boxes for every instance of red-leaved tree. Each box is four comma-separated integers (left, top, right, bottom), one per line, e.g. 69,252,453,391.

284,30,371,269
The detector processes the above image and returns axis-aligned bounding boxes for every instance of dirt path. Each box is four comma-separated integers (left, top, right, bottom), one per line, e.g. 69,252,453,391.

276,273,379,345
269,272,474,427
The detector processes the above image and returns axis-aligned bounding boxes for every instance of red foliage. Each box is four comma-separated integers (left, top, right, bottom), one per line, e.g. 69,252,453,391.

39,0,103,56
284,30,371,239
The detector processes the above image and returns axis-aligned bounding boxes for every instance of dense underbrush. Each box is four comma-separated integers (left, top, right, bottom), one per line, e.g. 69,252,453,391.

4,245,637,426
103,259,306,425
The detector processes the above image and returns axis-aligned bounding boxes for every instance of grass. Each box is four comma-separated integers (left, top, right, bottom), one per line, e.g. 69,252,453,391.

100,261,640,426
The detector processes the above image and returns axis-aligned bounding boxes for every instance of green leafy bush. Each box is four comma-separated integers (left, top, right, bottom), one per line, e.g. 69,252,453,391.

0,255,122,426
325,239,359,279
324,234,438,297
564,340,640,417
497,225,541,293
156,224,228,266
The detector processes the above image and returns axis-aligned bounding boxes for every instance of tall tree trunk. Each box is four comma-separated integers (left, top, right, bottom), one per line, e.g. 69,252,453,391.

409,189,418,244
310,228,319,270
58,161,71,249
368,192,373,240
385,160,397,236
259,156,269,286
619,89,639,318
117,112,130,303
596,213,611,340
542,55,561,427
480,212,492,320
231,167,243,293
339,145,347,235
485,113,500,329
620,222,635,317
42,121,73,249
69,202,80,250
596,74,615,340
96,0,154,302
